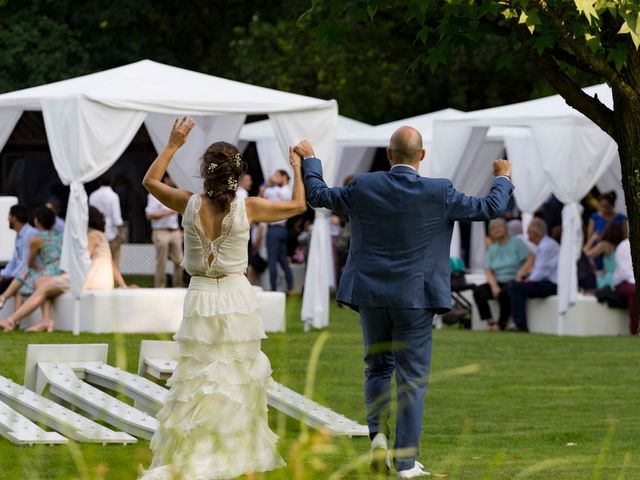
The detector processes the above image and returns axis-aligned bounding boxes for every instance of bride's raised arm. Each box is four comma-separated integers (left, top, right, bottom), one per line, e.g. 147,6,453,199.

142,117,195,215
245,146,307,223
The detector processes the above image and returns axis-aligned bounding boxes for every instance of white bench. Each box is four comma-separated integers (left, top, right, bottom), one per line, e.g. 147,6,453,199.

2,286,286,334
464,273,629,336
468,292,629,336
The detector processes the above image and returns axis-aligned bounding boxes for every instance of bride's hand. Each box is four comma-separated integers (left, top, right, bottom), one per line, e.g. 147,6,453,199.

167,117,195,150
289,146,302,167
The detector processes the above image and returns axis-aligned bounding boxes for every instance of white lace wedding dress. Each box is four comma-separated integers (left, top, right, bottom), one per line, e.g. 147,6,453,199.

139,194,285,480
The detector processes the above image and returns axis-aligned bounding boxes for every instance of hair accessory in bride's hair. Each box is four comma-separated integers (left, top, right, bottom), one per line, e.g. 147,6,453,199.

207,190,214,197
207,163,218,173
227,177,238,191
233,153,242,168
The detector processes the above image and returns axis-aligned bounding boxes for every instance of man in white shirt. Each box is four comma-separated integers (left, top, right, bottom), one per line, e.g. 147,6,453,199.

89,175,125,274
508,218,560,332
263,170,293,292
236,173,252,200
145,174,183,288
613,238,637,335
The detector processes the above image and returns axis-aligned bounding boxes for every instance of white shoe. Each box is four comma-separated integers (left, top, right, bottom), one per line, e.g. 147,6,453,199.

397,461,431,478
370,433,392,473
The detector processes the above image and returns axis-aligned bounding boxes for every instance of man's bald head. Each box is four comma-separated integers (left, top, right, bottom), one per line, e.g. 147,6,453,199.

388,126,425,166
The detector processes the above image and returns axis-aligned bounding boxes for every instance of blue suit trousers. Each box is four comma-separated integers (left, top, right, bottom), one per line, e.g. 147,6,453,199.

360,306,434,471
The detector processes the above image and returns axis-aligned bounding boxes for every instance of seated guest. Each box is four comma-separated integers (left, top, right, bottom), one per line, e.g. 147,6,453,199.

584,191,628,268
584,221,625,289
612,238,638,336
587,191,628,240
508,218,560,332
473,218,533,331
0,206,63,314
0,205,38,295
0,207,117,332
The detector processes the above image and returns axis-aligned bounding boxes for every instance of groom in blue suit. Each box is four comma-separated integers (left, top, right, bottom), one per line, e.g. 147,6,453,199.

296,127,513,478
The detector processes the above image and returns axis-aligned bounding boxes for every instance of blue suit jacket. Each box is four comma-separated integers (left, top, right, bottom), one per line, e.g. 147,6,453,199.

303,158,514,312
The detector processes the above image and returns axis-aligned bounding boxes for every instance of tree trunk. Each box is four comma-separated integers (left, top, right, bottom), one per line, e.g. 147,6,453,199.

612,85,640,333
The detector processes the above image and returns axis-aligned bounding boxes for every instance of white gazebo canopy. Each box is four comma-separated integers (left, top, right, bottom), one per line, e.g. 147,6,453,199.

240,114,373,182
0,60,338,333
431,84,621,322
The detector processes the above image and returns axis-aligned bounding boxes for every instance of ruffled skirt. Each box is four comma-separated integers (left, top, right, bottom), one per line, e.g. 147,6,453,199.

139,275,285,480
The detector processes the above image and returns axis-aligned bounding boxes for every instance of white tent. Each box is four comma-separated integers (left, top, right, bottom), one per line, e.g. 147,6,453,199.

0,60,338,334
240,115,373,179
431,84,621,323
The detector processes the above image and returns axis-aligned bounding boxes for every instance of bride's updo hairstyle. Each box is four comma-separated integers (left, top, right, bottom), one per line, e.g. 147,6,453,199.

200,141,244,211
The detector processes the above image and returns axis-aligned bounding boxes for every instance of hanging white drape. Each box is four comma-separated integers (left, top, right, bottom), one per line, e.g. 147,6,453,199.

145,113,246,192
534,122,618,314
270,101,338,330
504,131,551,216
333,146,376,184
41,97,146,334
255,137,291,179
0,109,22,151
463,138,505,269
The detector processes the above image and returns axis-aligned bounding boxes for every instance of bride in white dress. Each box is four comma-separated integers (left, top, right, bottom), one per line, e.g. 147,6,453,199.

139,117,306,480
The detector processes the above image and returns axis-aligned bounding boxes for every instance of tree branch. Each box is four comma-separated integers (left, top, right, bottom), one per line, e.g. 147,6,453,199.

523,47,615,137
486,16,595,75
532,0,637,102
547,46,595,73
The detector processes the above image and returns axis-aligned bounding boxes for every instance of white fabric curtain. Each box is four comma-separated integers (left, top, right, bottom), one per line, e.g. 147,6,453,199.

333,146,376,185
533,122,618,315
145,113,246,192
464,139,505,269
41,97,146,334
255,138,291,179
449,222,461,258
504,131,551,215
431,127,504,270
0,109,22,152
270,101,338,330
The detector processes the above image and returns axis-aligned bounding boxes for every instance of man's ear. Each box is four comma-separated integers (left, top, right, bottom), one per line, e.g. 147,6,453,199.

419,148,426,162
386,147,393,164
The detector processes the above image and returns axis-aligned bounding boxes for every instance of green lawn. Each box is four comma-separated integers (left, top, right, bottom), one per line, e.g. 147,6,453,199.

0,294,638,479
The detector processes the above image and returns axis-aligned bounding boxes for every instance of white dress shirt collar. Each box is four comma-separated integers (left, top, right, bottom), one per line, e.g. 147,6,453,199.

390,163,418,173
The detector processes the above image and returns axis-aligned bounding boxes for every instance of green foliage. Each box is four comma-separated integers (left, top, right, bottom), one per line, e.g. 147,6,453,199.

0,0,564,125
311,0,639,75
227,3,563,123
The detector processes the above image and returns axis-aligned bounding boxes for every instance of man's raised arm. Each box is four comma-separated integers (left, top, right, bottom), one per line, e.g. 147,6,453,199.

295,139,355,215
445,159,514,221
